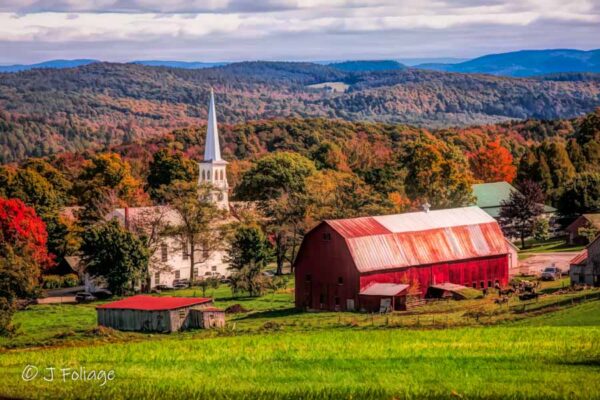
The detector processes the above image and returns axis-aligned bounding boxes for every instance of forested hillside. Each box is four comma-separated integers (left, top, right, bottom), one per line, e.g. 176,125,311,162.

1,62,600,162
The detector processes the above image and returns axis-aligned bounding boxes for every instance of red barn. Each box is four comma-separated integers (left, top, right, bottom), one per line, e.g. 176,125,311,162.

294,206,510,312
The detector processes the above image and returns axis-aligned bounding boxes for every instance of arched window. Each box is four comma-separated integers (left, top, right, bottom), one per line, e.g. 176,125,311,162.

219,170,224,180
201,170,205,181
207,170,211,180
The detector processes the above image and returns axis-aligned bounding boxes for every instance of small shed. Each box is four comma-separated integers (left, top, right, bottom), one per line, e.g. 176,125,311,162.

426,282,473,300
97,295,213,333
190,307,226,329
358,283,409,312
565,214,600,244
569,250,588,285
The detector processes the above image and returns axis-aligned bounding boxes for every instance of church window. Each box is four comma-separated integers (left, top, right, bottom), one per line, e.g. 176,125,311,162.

207,171,211,180
161,243,168,262
201,170,205,181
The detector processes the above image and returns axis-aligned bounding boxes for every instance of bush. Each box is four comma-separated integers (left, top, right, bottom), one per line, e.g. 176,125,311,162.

42,275,62,289
62,274,79,287
0,298,16,336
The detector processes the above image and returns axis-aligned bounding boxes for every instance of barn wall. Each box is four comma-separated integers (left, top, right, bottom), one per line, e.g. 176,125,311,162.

294,223,360,311
359,255,509,295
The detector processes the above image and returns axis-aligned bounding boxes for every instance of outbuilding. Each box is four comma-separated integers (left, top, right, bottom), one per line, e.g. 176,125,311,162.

96,295,216,332
294,206,510,312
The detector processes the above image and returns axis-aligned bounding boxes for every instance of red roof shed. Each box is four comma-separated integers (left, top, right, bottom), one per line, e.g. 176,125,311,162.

294,206,510,312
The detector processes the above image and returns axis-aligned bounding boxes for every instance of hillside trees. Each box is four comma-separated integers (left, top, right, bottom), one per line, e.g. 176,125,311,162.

76,153,148,221
469,139,517,183
236,152,316,274
147,149,197,201
81,219,149,295
0,198,52,334
498,181,545,248
162,181,227,283
400,135,474,208
227,225,272,296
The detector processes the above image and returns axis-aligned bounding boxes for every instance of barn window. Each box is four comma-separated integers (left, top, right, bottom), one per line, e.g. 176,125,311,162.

319,293,325,307
335,297,340,305
322,232,331,241
488,280,492,288
480,281,485,289
154,272,160,285
175,270,180,280
161,243,168,262
338,277,343,285
305,274,312,282
472,282,477,289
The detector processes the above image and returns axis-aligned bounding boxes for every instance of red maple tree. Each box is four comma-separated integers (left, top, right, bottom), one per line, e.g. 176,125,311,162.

0,197,54,268
469,139,517,183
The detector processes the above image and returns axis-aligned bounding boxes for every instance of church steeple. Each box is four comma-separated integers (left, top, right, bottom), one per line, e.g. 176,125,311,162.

204,88,222,162
199,88,228,210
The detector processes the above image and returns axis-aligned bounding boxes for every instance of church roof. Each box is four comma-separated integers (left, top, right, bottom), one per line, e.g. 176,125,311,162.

204,88,224,163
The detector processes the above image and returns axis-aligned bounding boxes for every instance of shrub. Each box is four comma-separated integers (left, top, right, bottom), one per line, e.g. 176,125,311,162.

42,275,61,289
61,274,79,287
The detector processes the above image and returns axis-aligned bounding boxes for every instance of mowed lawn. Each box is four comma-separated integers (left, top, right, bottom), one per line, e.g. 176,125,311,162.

1,302,600,399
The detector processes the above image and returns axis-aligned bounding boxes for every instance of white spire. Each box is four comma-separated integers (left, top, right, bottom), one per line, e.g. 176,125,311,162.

204,88,222,162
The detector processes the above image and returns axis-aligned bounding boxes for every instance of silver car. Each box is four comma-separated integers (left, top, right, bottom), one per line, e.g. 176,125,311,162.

541,266,562,281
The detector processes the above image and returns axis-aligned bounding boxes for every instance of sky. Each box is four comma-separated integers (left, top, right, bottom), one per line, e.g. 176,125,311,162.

0,0,599,64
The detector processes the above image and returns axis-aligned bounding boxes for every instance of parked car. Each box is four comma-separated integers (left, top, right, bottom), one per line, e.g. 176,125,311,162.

541,266,562,281
91,289,112,299
155,284,174,291
172,279,190,289
75,291,96,303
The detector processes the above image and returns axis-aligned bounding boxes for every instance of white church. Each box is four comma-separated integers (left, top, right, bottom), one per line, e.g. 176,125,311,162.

106,89,233,289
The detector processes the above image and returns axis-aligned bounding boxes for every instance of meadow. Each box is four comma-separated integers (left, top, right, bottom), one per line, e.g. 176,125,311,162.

1,279,600,399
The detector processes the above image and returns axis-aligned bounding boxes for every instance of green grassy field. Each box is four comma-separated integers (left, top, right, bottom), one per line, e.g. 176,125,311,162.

1,282,600,399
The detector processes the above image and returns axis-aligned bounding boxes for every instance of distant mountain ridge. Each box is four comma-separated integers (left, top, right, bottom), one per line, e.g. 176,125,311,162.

328,60,405,72
416,49,600,77
0,59,98,72
130,60,228,69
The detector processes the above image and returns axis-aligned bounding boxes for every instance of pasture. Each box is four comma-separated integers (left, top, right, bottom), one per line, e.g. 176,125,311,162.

1,279,599,399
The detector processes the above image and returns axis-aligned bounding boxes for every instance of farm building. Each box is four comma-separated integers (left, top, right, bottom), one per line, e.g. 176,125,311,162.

96,295,223,332
565,214,600,245
472,181,556,219
569,234,600,286
294,206,510,312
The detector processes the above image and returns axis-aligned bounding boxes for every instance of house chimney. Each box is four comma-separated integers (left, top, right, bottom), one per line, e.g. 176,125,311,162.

422,202,431,213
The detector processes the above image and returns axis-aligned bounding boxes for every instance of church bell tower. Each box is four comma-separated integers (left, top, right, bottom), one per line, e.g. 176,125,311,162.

199,88,229,210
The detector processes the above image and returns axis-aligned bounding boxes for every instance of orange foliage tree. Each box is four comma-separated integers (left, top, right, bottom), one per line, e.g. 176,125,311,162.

469,139,517,183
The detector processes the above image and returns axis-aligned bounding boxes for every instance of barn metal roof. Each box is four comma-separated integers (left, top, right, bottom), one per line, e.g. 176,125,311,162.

326,206,509,273
97,295,212,311
359,283,409,296
570,250,588,266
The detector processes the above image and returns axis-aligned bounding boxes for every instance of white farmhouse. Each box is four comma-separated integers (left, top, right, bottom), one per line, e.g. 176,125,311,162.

106,89,233,288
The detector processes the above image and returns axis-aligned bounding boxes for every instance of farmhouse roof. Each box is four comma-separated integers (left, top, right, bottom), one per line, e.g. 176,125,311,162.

97,295,212,311
359,283,409,296
323,206,509,273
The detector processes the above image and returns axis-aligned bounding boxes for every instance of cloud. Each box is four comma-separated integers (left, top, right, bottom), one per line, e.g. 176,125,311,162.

0,0,598,63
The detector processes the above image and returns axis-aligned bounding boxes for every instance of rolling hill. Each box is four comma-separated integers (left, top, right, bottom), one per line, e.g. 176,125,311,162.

0,61,599,162
417,49,600,77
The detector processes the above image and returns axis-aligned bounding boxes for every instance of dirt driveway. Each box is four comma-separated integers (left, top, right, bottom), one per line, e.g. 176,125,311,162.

518,252,579,276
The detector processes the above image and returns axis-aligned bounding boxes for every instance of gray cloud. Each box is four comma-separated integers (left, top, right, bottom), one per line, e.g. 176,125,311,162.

0,0,598,63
